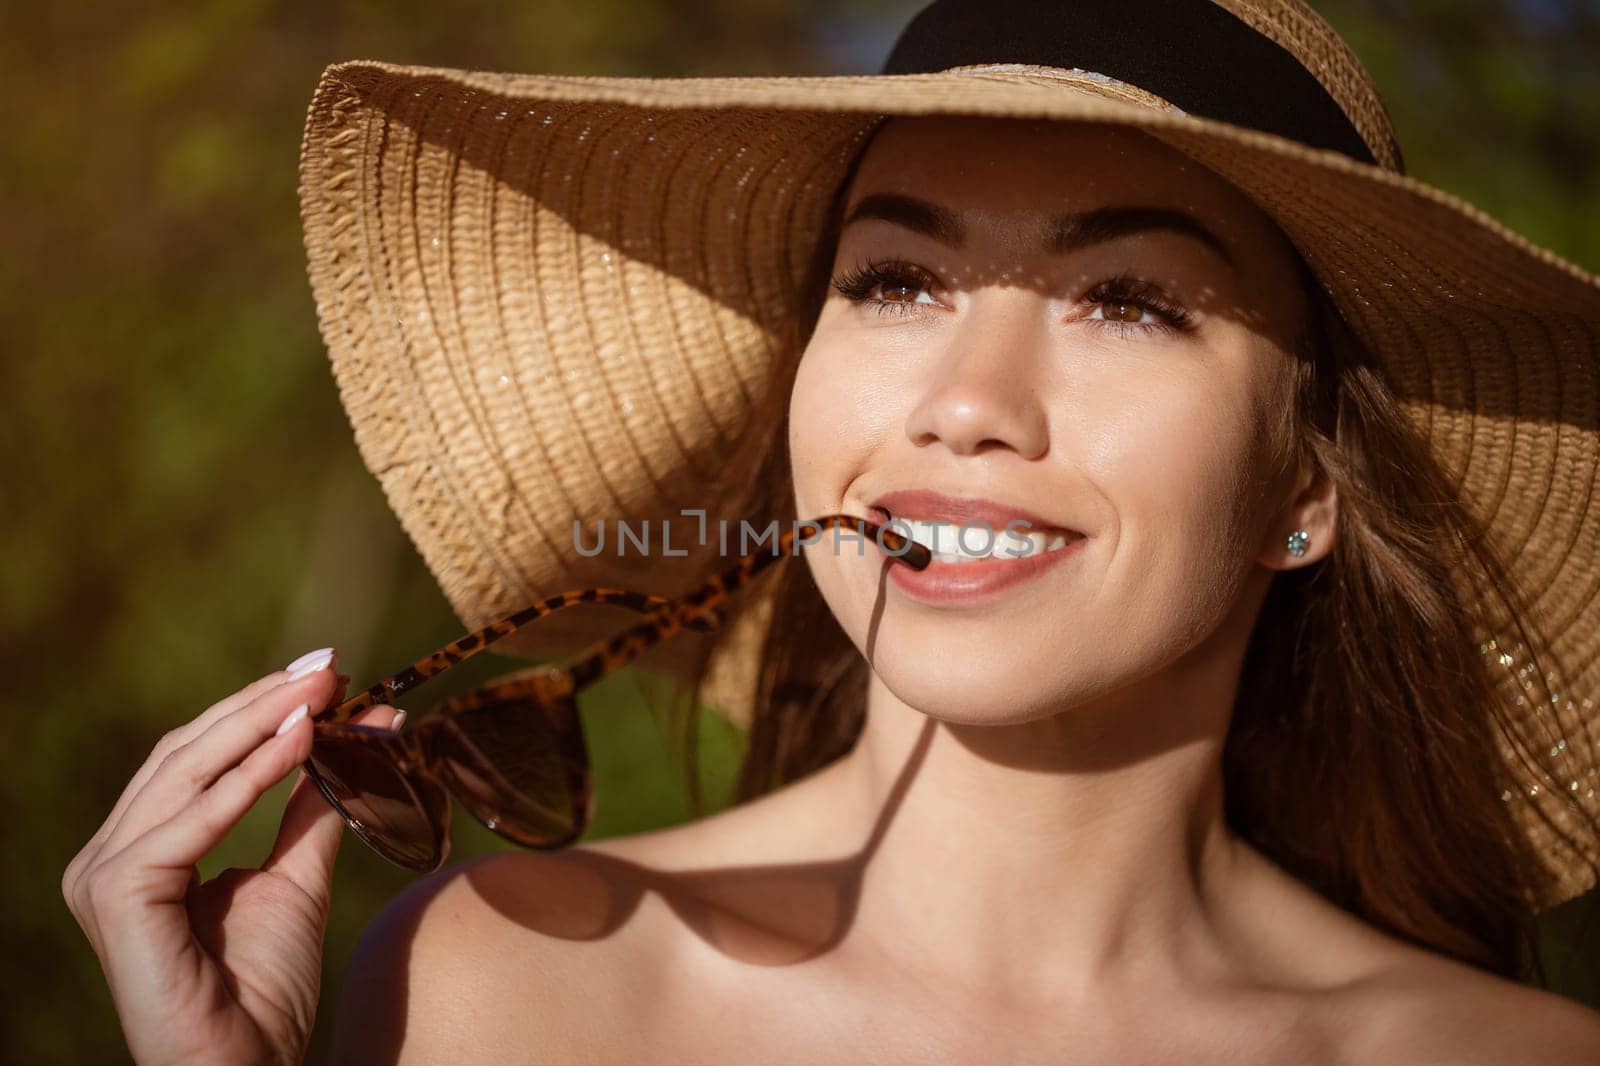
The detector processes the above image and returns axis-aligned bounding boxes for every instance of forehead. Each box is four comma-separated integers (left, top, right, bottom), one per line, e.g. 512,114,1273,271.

845,115,1285,254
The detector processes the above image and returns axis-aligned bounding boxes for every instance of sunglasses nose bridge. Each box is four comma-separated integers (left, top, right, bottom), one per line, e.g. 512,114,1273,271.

400,717,449,773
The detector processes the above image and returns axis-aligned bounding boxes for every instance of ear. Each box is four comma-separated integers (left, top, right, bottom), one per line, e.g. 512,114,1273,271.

1258,456,1338,570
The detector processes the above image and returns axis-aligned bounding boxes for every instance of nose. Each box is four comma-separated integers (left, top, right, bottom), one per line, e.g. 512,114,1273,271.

903,297,1051,459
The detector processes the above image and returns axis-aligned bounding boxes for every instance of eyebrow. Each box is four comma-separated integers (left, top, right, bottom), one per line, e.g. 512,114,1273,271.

840,193,1237,269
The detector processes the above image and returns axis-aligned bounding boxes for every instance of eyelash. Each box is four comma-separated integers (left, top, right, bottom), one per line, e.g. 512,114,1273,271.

829,257,1196,335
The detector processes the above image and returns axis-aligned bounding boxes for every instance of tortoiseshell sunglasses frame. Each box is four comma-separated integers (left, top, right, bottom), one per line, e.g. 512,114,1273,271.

302,513,931,871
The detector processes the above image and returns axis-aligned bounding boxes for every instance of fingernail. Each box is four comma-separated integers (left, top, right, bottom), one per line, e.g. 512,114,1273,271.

288,650,336,681
391,710,407,732
276,703,310,737
285,646,336,674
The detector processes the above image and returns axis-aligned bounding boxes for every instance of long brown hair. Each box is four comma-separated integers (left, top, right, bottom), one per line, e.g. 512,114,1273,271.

663,121,1600,982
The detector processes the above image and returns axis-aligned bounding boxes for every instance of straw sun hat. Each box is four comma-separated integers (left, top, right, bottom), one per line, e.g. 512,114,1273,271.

296,0,1600,905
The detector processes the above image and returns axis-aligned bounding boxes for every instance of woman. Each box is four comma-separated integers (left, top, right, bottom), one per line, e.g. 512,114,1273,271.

64,0,1600,1062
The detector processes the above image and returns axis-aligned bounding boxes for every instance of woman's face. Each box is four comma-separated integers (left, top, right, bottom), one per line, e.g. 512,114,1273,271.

789,115,1328,725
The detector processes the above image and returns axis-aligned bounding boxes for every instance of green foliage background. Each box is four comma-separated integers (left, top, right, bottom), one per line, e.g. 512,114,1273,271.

3,1,1596,1060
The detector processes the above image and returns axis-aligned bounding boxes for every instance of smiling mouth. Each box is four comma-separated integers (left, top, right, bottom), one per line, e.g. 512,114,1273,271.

870,506,1085,564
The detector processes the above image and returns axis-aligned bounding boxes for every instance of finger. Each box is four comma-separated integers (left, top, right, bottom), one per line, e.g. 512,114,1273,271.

110,707,318,895
65,667,333,951
354,704,404,731
179,648,336,749
126,649,338,806
261,770,343,908
261,703,404,901
65,666,321,916
101,668,337,856
80,650,339,864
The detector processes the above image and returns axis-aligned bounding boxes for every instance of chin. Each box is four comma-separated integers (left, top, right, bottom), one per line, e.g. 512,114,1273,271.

860,635,1094,726
879,669,1082,726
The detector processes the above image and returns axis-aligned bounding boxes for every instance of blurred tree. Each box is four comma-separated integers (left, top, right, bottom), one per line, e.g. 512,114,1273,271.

1318,0,1600,271
1,1,1594,1061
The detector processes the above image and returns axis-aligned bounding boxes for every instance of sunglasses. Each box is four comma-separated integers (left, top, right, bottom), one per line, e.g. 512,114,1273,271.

303,513,930,871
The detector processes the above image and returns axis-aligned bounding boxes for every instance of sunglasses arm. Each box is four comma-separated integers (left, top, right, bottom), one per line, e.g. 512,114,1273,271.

316,590,725,724
552,513,930,698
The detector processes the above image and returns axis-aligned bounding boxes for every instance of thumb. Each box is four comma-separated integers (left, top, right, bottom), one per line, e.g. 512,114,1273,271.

262,704,407,900
261,768,346,909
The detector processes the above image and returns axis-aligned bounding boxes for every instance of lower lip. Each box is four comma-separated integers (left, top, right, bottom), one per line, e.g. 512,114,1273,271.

876,532,1088,605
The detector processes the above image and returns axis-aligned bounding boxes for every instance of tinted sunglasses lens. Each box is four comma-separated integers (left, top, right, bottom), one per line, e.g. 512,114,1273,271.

307,729,448,871
435,691,589,848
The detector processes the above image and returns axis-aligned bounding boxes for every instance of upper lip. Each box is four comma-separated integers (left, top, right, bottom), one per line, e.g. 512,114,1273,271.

868,489,1083,537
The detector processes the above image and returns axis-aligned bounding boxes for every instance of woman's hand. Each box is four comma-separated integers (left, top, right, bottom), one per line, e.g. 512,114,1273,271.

63,648,402,1066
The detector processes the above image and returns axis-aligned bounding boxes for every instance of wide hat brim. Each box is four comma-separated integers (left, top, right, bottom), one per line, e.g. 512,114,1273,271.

296,58,1600,905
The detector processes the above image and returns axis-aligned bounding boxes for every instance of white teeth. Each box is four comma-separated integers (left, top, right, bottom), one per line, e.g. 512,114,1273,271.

888,516,1079,563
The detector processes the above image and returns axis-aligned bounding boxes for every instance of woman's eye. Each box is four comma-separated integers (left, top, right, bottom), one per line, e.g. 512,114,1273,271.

1088,299,1160,326
1084,276,1195,335
831,260,1194,335
830,260,939,317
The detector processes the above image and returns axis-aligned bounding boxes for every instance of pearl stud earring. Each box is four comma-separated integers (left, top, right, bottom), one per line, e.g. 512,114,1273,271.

1286,529,1310,557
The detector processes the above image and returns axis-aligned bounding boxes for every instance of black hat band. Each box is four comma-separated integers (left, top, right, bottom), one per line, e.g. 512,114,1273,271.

880,0,1382,168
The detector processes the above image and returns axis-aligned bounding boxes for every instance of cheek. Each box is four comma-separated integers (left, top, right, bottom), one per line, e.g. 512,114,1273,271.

787,347,834,516
787,333,915,658
780,324,1287,725
1080,360,1273,634
787,335,898,513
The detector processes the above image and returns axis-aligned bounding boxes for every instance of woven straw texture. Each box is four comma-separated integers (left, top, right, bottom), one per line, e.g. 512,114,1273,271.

296,1,1600,906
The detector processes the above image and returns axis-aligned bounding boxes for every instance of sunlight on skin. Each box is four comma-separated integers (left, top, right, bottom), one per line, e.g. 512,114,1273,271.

783,115,1346,998
794,115,1330,728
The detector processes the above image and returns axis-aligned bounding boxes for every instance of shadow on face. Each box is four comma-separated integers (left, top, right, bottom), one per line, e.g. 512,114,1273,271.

826,114,1311,353
787,114,1326,730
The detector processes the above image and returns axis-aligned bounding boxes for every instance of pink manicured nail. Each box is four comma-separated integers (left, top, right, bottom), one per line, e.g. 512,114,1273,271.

276,703,310,737
285,647,335,673
288,651,336,681
391,710,408,732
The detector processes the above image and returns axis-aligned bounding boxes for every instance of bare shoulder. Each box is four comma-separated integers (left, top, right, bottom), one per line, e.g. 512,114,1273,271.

1221,843,1600,1064
325,843,680,1065
325,778,819,1065
1334,948,1600,1065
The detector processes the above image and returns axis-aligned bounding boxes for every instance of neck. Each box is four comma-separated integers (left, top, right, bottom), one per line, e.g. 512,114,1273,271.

819,611,1262,1001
